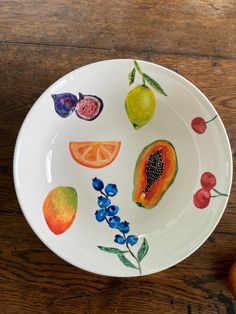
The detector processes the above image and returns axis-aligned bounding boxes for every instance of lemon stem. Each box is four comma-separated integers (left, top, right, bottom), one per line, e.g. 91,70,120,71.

134,60,146,86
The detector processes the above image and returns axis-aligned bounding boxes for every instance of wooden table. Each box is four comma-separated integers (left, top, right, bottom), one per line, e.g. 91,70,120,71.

1,1,236,313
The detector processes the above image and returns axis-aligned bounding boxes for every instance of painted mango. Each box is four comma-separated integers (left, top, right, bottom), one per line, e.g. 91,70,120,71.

43,186,78,235
133,140,178,209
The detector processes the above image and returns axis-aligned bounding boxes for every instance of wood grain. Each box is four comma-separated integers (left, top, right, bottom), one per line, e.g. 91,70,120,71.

0,42,236,313
0,0,236,58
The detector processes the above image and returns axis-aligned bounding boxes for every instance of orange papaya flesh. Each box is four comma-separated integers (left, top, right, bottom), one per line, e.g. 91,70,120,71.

133,140,178,209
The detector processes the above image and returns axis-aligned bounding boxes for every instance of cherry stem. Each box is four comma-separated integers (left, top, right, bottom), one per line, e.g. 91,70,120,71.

205,115,217,124
212,188,228,197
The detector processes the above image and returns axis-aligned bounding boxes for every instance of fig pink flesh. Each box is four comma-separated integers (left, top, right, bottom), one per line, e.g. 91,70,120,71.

78,97,99,117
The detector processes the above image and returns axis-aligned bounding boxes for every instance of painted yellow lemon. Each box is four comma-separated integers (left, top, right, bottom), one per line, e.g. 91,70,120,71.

43,186,78,235
125,85,156,129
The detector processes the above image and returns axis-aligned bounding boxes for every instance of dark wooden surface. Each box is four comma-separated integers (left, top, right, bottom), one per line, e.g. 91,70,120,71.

0,1,236,313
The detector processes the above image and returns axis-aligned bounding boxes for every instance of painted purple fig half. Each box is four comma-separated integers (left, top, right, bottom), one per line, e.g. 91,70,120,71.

76,92,103,121
52,93,78,118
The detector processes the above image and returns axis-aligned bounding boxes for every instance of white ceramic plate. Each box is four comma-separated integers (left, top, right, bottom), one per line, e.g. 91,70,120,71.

14,59,232,277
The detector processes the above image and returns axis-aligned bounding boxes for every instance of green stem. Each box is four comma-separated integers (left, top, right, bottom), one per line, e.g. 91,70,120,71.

123,233,141,275
212,188,228,197
142,76,146,85
134,60,146,86
205,115,217,124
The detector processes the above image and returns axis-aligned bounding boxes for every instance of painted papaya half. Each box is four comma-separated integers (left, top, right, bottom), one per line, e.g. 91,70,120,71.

133,140,178,209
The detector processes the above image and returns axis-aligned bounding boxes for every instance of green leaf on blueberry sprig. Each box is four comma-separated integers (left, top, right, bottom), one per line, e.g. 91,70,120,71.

98,246,128,254
138,238,149,262
118,253,138,269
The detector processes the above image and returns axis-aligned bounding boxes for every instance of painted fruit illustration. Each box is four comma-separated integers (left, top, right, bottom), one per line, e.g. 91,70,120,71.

133,140,178,209
200,172,216,190
43,186,78,235
69,141,121,168
92,178,149,275
52,93,78,118
193,188,211,209
125,85,156,129
125,60,167,130
191,115,217,134
76,92,103,121
193,172,228,209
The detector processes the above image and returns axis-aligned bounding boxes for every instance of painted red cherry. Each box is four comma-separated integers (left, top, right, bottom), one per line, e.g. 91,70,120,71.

193,188,211,209
191,115,217,134
191,117,206,134
200,172,216,190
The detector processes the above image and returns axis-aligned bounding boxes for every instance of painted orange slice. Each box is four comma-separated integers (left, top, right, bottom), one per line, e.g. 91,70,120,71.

69,141,121,168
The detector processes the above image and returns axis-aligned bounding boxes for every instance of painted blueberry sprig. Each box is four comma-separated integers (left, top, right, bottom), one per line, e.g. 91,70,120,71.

92,177,149,275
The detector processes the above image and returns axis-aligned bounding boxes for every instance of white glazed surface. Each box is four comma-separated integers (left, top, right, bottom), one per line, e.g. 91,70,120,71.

14,59,232,277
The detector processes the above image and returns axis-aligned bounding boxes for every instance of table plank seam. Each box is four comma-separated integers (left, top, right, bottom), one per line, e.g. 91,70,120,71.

1,41,236,61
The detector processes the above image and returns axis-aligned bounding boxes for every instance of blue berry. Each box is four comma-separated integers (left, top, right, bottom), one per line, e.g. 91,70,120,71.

105,184,118,197
108,216,121,228
52,93,77,118
127,235,138,246
97,196,111,208
118,221,130,234
92,177,104,191
106,205,119,216
95,209,106,222
114,234,126,245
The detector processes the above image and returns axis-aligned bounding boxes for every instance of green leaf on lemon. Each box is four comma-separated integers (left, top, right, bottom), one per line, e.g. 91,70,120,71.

128,67,136,85
143,73,167,96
